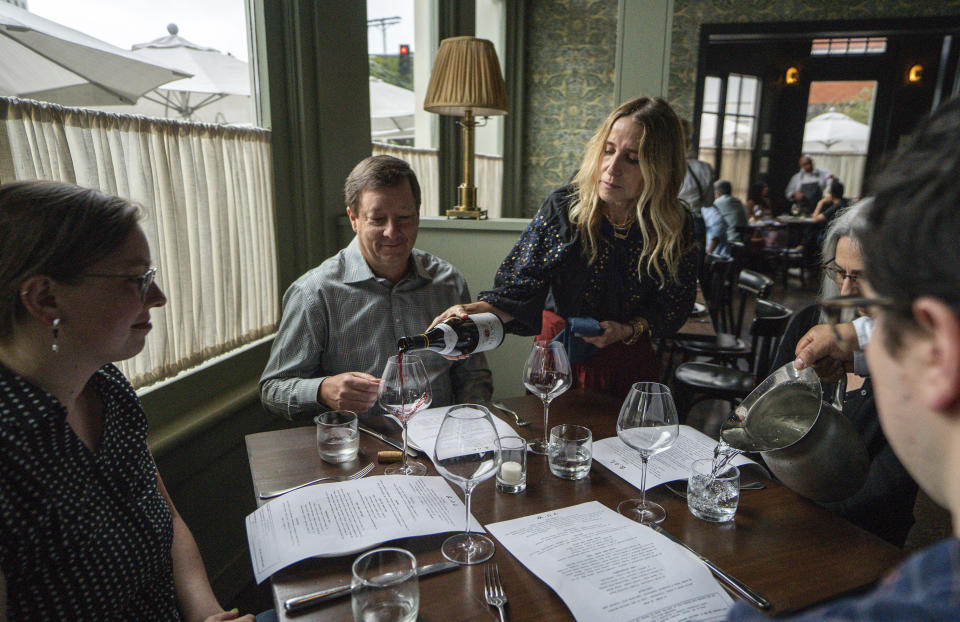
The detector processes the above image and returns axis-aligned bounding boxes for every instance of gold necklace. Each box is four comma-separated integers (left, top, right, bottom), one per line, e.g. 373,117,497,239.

604,213,635,239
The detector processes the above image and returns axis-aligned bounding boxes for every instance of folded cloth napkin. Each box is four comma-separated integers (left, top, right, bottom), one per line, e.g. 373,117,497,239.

552,317,602,365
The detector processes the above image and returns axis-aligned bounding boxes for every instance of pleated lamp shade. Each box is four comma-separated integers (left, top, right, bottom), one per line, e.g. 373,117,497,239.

423,36,509,116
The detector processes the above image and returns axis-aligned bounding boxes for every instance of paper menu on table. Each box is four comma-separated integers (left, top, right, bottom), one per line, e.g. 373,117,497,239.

245,475,483,584
486,501,733,621
592,425,767,491
405,405,518,457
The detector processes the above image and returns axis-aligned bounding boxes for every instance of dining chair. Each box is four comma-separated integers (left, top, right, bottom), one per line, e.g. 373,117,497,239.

673,299,792,421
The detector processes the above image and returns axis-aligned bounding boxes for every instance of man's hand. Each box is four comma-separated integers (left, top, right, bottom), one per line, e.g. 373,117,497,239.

319,372,381,413
794,323,858,382
582,321,632,349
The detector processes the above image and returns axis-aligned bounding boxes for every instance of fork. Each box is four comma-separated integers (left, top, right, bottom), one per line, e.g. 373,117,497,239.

259,462,375,499
483,564,508,622
492,401,530,427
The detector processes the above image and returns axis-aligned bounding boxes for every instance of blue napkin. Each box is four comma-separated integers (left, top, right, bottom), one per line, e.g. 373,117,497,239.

552,317,602,364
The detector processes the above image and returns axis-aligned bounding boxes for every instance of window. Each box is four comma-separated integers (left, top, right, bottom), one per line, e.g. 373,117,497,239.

698,73,760,198
1,1,277,388
810,37,887,56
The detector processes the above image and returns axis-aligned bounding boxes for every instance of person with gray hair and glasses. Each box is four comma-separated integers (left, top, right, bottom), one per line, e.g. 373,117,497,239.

768,200,917,545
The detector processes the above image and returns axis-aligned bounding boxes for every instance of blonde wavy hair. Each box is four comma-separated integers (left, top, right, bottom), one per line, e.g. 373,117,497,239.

569,96,688,285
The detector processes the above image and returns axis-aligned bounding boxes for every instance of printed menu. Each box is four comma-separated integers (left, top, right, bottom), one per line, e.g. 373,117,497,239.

245,475,482,583
592,425,767,490
486,501,733,621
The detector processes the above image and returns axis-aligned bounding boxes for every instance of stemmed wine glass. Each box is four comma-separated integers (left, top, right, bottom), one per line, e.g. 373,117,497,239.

616,382,680,524
433,404,502,564
378,354,432,476
522,340,572,454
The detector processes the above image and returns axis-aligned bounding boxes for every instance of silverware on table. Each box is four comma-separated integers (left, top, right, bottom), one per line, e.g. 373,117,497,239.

483,564,508,622
492,401,530,427
359,424,420,457
259,462,375,499
650,524,771,610
283,560,459,614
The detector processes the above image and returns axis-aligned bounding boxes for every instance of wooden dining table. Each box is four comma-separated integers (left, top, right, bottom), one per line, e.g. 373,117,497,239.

245,391,903,621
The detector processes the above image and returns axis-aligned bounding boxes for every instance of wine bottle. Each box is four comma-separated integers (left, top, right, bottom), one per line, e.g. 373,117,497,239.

397,312,504,356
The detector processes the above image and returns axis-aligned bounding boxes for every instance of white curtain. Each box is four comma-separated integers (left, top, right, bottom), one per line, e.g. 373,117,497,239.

0,97,278,388
371,142,503,217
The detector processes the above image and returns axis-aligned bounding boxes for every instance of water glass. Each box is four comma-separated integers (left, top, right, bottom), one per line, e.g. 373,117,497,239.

351,547,419,622
496,435,527,494
315,410,359,464
547,424,592,480
687,458,741,522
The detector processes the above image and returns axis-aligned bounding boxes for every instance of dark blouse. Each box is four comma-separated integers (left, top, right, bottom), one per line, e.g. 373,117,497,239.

479,185,698,337
772,304,918,546
0,363,180,621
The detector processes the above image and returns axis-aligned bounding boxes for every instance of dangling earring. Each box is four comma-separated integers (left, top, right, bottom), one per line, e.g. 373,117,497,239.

51,318,60,353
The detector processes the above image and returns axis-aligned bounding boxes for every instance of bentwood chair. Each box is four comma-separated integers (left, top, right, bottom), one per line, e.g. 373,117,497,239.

673,299,792,421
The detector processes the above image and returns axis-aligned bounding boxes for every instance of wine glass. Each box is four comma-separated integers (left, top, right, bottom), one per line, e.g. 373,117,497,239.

522,340,572,454
378,354,432,476
433,404,502,564
616,382,680,524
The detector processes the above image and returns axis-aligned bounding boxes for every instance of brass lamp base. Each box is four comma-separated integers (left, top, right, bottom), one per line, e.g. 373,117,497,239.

446,207,487,219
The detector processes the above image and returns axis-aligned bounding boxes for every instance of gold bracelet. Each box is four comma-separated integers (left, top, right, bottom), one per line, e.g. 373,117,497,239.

622,317,649,345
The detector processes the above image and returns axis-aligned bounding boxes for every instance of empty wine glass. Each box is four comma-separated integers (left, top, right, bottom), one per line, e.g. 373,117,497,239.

378,354,432,476
522,340,572,454
616,382,680,524
433,404,502,564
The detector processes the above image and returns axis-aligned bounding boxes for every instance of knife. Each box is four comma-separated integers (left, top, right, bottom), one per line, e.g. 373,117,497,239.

651,524,771,610
359,425,420,457
283,560,458,614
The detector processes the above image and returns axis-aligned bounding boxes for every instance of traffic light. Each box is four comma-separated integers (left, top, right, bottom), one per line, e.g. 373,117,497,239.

398,44,410,77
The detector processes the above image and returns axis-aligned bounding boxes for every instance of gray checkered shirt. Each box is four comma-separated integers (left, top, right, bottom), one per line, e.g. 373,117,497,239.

260,238,493,420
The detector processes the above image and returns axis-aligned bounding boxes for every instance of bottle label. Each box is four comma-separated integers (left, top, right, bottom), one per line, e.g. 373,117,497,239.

471,312,504,354
435,322,459,356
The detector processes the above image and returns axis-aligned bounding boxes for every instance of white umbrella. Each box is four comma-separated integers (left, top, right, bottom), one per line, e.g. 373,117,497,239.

803,108,869,153
0,3,188,106
370,78,414,140
99,24,252,124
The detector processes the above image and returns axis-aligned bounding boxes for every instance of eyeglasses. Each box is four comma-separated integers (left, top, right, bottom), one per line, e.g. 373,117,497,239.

82,267,157,302
820,294,895,343
821,263,861,285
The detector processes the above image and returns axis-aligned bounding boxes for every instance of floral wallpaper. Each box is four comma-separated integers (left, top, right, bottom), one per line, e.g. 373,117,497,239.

669,0,960,120
521,0,617,216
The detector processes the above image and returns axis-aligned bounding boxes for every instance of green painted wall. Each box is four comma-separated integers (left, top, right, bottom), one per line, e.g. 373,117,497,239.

668,0,960,120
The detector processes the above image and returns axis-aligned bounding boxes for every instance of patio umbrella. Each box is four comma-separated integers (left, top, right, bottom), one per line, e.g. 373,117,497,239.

370,78,414,140
0,3,188,106
802,108,869,153
115,24,252,123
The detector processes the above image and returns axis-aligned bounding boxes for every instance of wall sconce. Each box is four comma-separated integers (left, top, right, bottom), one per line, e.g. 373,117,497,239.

423,36,509,219
785,66,800,85
908,64,924,83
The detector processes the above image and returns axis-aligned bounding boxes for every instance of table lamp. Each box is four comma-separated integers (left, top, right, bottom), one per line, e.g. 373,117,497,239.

423,36,509,219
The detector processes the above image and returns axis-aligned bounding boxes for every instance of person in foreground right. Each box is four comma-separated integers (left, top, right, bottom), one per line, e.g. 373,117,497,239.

729,97,960,620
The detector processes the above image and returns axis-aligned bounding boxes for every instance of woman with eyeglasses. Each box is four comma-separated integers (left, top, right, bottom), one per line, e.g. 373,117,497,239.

0,181,253,622
769,200,917,546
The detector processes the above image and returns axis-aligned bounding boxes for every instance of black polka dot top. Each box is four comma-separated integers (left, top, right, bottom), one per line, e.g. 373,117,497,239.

479,185,698,337
0,363,180,621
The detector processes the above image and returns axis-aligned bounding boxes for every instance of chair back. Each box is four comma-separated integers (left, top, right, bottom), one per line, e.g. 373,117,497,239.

733,269,775,336
749,299,792,379
702,254,734,333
